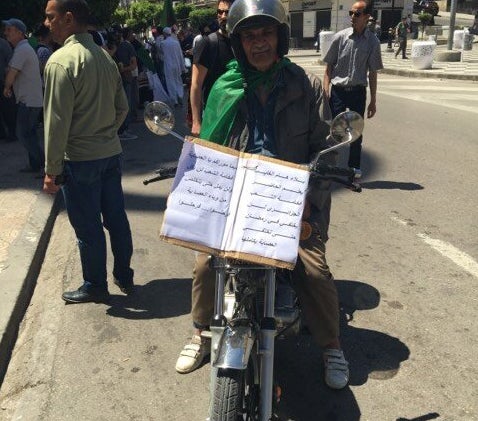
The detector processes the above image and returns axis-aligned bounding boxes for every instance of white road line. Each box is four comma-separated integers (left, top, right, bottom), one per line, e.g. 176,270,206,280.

391,215,478,278
417,233,478,279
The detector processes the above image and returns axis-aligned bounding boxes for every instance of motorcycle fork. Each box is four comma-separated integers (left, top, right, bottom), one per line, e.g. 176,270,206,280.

208,264,227,418
259,268,277,421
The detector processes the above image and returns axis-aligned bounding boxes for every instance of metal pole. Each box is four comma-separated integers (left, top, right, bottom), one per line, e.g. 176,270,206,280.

447,0,457,50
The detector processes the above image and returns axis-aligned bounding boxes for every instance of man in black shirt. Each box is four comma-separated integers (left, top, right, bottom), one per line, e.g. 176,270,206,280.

189,0,234,136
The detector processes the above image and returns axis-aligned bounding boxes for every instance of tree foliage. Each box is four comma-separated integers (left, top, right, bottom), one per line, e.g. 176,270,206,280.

175,3,193,22
189,8,216,32
160,0,176,27
128,0,162,30
417,11,433,39
0,0,119,31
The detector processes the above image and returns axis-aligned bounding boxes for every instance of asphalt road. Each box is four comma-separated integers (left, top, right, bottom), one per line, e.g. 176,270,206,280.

0,68,477,421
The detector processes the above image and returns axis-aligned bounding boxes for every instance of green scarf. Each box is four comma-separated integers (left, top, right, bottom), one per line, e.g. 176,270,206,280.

199,58,291,145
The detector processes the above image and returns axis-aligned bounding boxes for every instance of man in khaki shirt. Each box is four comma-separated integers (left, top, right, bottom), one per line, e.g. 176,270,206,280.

43,0,134,303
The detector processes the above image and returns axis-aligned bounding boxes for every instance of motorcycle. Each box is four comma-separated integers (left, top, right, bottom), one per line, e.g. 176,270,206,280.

143,102,363,420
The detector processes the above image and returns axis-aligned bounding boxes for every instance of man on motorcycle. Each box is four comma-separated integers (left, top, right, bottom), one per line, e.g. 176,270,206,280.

175,0,350,390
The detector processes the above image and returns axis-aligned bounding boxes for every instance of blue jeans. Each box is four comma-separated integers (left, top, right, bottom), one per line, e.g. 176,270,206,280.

17,102,43,170
61,154,134,293
329,86,366,169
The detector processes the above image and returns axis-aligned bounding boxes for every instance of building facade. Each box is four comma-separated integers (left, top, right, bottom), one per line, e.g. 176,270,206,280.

286,0,412,48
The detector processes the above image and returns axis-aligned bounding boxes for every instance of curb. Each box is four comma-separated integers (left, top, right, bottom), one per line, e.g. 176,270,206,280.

0,192,61,384
379,66,478,81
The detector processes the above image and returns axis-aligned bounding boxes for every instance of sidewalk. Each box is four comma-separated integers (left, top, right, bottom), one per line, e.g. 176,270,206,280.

0,37,477,383
287,39,478,81
0,137,58,382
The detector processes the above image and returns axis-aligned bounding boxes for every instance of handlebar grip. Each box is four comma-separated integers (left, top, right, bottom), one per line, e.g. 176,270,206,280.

312,162,357,178
143,165,178,185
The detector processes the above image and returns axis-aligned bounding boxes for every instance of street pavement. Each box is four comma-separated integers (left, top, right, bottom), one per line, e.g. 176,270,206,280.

0,37,477,385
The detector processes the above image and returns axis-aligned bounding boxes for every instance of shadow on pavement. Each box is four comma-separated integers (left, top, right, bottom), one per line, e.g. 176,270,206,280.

361,181,424,190
105,277,191,320
272,279,410,421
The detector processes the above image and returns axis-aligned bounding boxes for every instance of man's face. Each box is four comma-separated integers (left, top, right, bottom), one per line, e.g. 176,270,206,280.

44,0,68,44
240,24,279,72
4,26,23,46
349,1,369,32
217,1,231,32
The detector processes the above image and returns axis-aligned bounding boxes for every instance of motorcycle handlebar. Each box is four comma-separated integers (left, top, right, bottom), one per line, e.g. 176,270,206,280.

142,165,178,185
143,161,361,192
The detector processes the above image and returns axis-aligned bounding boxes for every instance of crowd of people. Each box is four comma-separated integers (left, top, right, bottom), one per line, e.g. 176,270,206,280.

0,9,215,162
1,0,386,399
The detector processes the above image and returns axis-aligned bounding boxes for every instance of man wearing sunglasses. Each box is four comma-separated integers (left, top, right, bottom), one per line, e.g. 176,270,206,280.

323,0,383,173
189,0,235,137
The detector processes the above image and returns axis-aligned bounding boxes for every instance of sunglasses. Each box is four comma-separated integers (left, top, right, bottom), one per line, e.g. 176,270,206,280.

349,10,365,17
217,9,229,15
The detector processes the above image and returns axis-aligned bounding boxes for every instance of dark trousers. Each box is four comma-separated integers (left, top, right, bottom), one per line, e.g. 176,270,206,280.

395,37,407,58
17,102,44,171
61,154,134,293
329,85,366,169
0,81,17,140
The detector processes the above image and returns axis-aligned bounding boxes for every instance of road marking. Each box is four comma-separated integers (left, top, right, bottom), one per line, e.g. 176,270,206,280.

417,233,478,279
391,215,478,279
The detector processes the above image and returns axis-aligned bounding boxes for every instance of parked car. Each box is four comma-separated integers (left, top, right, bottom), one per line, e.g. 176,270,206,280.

413,0,439,16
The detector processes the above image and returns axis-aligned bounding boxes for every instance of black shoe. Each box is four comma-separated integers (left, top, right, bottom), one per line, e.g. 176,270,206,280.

62,286,110,304
114,279,135,295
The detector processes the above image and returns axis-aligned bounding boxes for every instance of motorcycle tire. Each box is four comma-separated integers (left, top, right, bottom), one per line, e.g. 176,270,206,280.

211,365,259,421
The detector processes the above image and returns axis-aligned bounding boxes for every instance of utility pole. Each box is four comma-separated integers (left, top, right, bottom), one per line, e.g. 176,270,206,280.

447,0,457,49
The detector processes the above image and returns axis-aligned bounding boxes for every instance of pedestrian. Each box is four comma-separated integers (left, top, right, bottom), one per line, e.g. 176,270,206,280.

470,10,478,35
42,0,134,304
152,26,165,85
375,20,382,40
32,23,53,86
3,18,44,174
0,27,17,142
159,26,186,107
115,26,138,140
189,0,235,136
394,16,409,59
322,0,383,172
175,0,350,391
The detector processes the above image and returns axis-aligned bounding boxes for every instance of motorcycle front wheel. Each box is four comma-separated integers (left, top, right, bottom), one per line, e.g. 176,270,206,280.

211,363,259,421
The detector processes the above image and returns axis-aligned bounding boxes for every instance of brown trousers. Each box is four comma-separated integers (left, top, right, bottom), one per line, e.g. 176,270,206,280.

191,211,340,348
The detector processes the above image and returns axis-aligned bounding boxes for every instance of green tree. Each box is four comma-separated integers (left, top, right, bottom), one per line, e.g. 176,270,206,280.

0,0,118,31
129,0,162,30
160,0,176,27
189,8,216,32
113,8,129,26
174,3,193,22
417,11,433,39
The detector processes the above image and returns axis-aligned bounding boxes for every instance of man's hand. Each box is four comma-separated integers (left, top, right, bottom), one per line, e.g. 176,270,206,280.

191,122,201,137
43,174,61,194
3,87,12,98
367,101,376,118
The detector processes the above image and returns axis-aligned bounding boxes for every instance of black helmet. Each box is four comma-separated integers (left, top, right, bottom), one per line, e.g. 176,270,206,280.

226,0,290,68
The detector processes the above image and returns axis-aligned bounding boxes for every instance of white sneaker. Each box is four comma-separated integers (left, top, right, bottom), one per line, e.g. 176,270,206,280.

175,334,210,374
119,131,138,140
323,348,349,389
